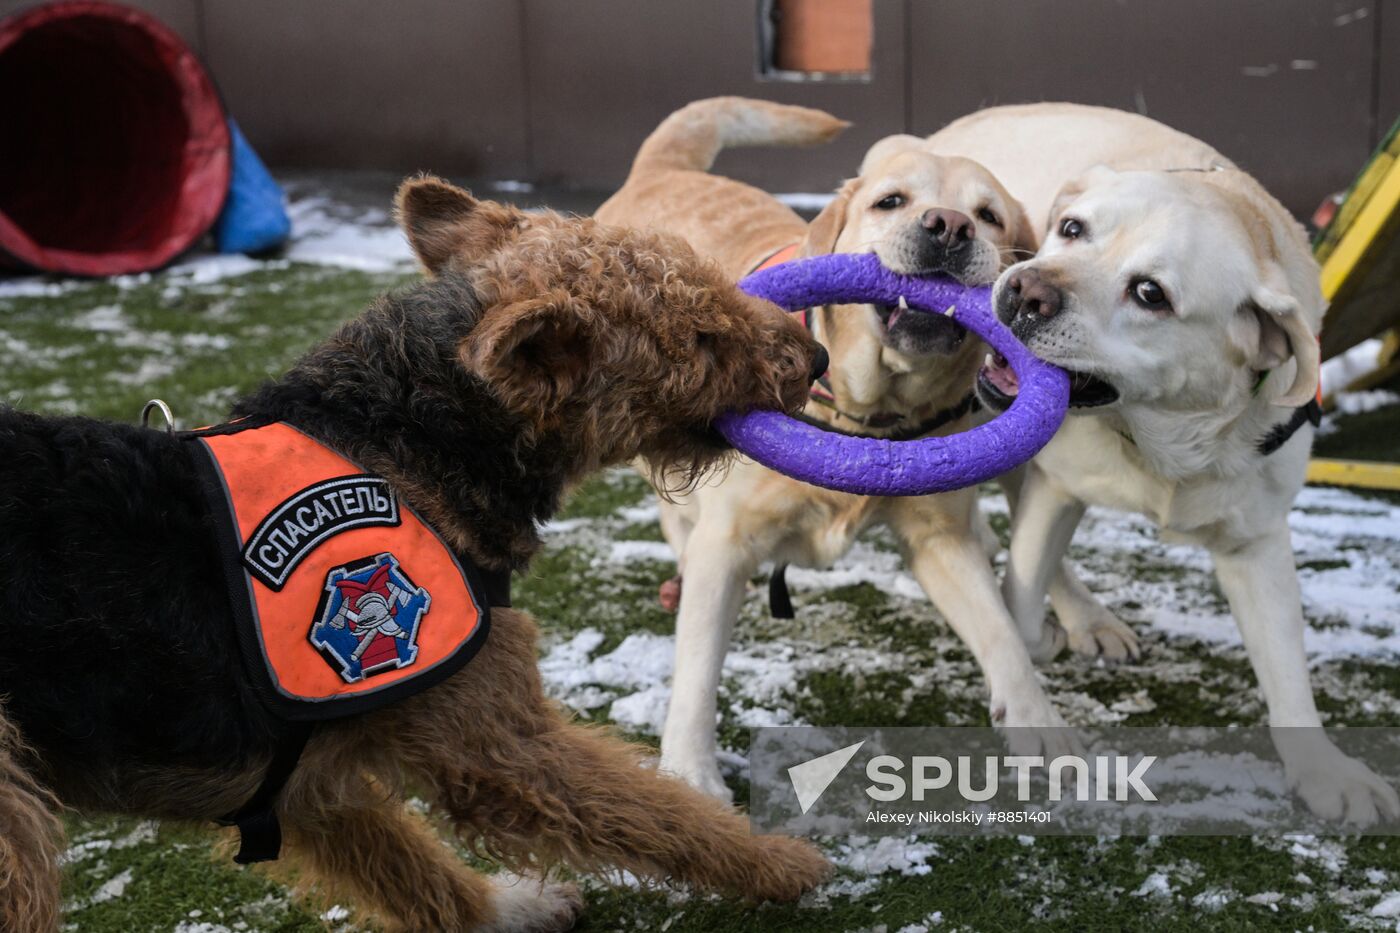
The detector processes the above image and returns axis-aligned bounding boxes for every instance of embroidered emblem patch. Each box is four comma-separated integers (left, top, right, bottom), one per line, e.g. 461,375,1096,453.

243,476,401,590
309,553,431,683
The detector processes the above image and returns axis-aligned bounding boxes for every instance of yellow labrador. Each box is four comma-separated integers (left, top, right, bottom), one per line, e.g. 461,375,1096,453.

598,97,1064,801
927,102,1399,824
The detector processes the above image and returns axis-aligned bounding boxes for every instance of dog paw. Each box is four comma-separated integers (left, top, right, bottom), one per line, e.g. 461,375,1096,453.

994,696,1081,761
1023,620,1067,663
482,875,584,933
1064,612,1140,662
1289,755,1400,828
741,836,834,902
659,752,734,803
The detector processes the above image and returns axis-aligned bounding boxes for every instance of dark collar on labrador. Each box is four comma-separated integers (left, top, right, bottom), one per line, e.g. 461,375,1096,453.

792,392,981,442
1251,368,1323,456
1257,397,1323,456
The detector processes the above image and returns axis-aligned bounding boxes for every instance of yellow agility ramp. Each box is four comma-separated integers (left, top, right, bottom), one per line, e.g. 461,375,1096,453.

1307,117,1400,491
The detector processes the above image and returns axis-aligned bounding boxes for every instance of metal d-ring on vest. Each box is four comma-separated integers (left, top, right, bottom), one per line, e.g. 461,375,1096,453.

140,398,175,433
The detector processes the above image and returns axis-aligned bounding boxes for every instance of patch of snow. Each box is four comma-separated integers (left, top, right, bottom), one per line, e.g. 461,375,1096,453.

541,517,590,535
783,539,926,603
1133,872,1176,899
0,278,81,299
1333,389,1400,417
90,868,134,904
1321,338,1381,397
283,196,415,272
1285,834,1348,874
61,839,113,864
114,821,158,848
1191,887,1233,911
1246,891,1283,910
606,540,675,565
832,835,939,876
1110,690,1158,715
1373,891,1400,917
608,683,673,734
618,503,661,525
70,304,127,331
544,630,674,695
164,254,268,283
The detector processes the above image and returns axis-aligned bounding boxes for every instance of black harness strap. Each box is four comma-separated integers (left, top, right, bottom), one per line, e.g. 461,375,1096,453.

220,722,312,864
475,566,514,608
769,564,796,619
1257,398,1323,456
767,393,981,618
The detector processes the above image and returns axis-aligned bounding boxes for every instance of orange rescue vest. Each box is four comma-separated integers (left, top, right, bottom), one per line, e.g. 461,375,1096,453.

190,421,492,721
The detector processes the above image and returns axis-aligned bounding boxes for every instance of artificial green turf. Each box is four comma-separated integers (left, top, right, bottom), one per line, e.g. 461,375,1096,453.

6,260,1400,931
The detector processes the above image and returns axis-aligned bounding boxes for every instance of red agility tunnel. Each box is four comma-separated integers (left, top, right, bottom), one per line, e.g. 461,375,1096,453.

0,1,231,276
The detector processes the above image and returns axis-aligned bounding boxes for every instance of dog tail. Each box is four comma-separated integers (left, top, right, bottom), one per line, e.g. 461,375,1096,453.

627,96,849,177
0,708,63,933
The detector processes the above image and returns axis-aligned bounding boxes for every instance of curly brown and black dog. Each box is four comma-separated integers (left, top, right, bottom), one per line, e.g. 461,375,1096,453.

0,177,830,932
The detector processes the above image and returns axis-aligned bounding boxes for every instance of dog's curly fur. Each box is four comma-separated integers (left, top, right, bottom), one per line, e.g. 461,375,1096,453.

0,177,828,931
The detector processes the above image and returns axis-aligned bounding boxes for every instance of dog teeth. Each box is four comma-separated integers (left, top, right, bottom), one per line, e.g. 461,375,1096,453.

944,305,957,317
897,295,909,310
985,353,995,369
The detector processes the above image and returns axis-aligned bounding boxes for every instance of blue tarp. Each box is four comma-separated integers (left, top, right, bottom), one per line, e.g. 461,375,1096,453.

214,120,291,255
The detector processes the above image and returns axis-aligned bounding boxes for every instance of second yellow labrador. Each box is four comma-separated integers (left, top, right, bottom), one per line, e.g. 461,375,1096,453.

597,96,1064,800
927,102,1398,824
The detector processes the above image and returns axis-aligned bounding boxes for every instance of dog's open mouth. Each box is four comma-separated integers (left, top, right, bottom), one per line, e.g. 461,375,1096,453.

977,351,1119,411
875,301,967,352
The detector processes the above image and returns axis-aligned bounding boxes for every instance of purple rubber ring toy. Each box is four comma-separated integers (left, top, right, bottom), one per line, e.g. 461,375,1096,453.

714,253,1070,497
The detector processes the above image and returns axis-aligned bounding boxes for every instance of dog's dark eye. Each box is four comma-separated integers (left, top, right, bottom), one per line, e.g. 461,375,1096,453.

1059,218,1085,239
977,207,1001,227
1129,277,1171,311
874,194,905,210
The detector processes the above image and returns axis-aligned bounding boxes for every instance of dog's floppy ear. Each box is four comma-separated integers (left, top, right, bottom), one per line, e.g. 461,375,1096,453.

458,295,595,422
801,178,858,257
395,175,522,276
1243,267,1320,408
859,134,924,176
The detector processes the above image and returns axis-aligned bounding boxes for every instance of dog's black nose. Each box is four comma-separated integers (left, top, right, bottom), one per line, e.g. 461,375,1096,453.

998,267,1063,325
809,344,829,382
922,208,975,250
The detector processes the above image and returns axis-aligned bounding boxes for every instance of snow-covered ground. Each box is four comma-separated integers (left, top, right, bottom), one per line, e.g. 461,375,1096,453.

538,477,1400,736
5,183,1400,931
